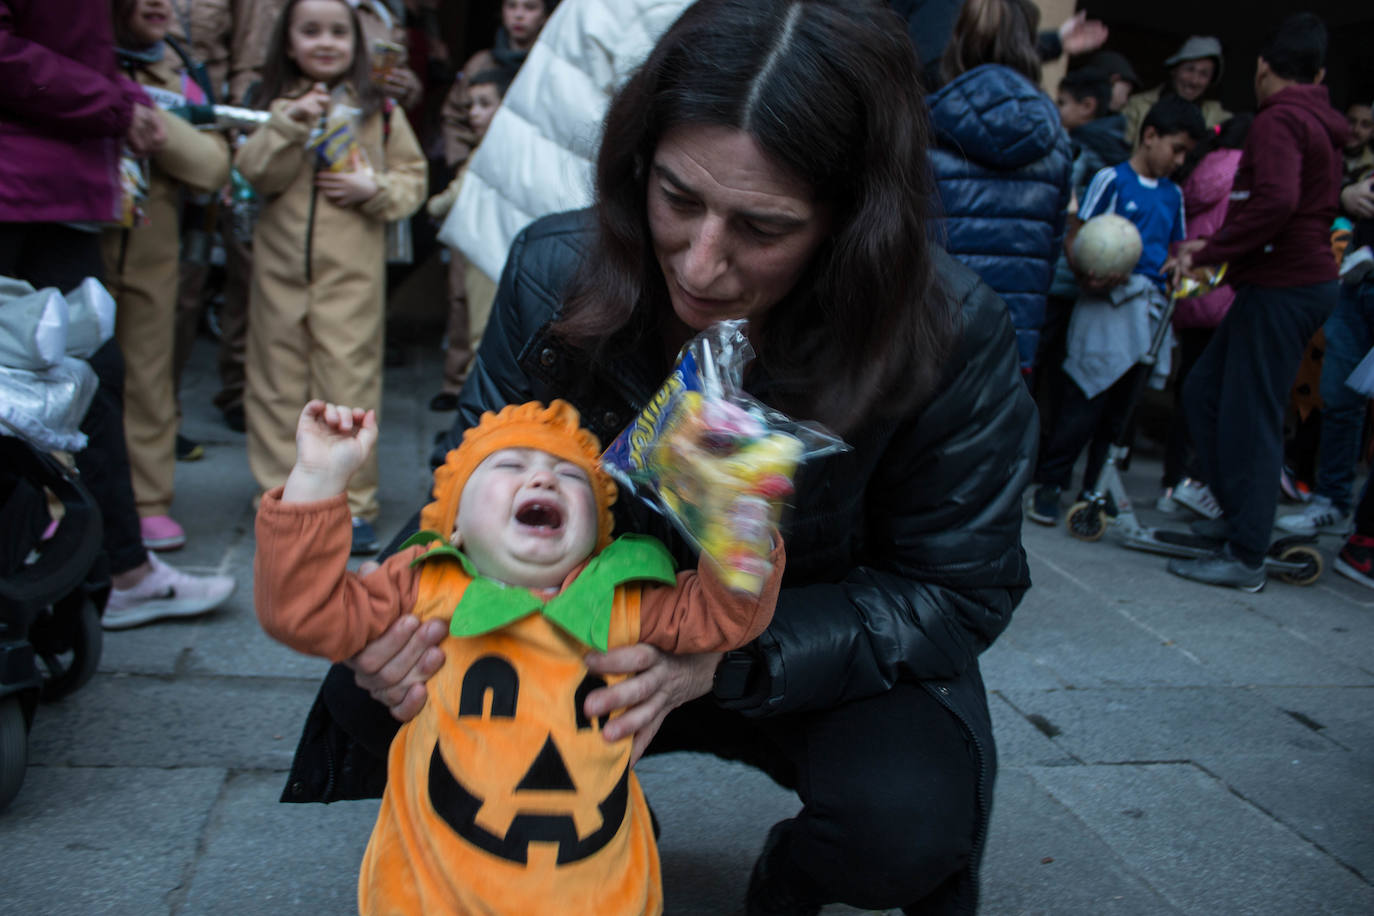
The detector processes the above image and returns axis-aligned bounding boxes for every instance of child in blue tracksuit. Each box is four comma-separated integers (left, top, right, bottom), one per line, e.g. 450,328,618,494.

1030,96,1207,524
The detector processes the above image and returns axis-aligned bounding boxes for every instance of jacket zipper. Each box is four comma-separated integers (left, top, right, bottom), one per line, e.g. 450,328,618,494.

304,184,318,283
924,681,989,914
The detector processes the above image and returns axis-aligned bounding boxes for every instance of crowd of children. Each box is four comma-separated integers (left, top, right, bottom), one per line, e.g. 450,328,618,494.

1027,15,1373,594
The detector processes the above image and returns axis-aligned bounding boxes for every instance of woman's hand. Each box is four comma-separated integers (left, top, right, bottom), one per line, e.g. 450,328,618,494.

286,83,331,124
346,613,448,721
316,149,379,206
583,646,722,766
282,400,377,502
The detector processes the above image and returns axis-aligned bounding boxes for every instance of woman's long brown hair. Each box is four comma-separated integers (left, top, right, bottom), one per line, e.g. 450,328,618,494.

556,0,958,436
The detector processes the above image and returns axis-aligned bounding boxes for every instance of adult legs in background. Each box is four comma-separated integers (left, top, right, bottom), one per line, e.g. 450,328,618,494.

212,205,250,431
1182,283,1338,567
0,223,234,626
1276,279,1374,534
0,224,145,577
432,248,471,409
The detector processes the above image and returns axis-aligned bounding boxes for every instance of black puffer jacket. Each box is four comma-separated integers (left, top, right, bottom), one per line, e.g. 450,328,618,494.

282,209,1036,909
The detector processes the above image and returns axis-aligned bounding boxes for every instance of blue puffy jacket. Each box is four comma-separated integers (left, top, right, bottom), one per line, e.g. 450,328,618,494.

928,64,1072,371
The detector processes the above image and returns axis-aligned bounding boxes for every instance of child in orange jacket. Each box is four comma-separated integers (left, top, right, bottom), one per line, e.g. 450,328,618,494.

254,399,782,915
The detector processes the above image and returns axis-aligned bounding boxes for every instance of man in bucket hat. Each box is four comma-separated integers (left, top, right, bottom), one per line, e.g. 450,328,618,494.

1123,35,1231,145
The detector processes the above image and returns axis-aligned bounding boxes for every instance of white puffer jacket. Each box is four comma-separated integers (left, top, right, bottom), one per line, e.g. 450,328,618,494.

437,0,689,282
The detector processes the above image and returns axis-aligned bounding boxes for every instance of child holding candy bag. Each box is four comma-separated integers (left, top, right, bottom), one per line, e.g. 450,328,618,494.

234,0,426,555
255,398,781,915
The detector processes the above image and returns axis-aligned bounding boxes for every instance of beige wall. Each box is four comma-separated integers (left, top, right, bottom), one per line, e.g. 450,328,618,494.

1035,0,1078,93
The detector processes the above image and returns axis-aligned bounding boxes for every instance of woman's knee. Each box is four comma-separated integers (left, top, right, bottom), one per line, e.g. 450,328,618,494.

801,782,976,906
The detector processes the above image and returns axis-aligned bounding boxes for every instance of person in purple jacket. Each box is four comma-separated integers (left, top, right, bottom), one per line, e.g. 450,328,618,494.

1163,12,1349,592
0,0,236,628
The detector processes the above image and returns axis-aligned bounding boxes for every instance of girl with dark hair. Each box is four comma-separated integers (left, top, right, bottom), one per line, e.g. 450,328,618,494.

235,0,426,555
927,0,1072,374
282,2,1035,912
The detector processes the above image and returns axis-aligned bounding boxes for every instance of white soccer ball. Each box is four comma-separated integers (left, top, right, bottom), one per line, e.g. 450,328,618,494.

1072,213,1143,278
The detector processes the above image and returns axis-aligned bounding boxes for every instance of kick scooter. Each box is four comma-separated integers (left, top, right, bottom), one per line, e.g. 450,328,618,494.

1061,268,1324,587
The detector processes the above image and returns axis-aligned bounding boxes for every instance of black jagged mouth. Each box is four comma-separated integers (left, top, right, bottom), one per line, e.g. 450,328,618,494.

515,501,564,530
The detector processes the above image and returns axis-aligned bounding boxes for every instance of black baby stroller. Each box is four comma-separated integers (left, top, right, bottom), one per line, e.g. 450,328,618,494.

0,433,108,811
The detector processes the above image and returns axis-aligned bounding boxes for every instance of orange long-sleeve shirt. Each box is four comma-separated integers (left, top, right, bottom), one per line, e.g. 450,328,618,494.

254,486,782,663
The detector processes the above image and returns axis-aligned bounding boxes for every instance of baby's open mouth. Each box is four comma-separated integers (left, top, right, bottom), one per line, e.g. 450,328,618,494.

515,501,563,530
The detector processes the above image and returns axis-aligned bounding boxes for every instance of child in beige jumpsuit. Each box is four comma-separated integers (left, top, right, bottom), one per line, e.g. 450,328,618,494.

234,0,425,552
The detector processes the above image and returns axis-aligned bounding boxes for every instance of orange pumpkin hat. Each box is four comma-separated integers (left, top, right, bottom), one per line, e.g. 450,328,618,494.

419,400,618,551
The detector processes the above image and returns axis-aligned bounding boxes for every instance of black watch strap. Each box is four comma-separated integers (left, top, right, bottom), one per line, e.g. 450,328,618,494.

712,648,757,701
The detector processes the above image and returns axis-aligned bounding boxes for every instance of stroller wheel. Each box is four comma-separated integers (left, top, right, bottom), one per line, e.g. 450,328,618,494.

33,597,103,703
1066,501,1107,541
0,696,27,812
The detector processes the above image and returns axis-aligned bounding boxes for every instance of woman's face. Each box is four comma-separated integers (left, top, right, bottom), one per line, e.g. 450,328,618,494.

647,125,830,333
1169,59,1215,101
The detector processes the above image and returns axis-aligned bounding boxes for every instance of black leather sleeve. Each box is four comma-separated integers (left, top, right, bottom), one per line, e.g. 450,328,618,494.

719,266,1037,717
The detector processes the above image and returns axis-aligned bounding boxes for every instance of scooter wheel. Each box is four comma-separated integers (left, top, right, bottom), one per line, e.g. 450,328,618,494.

0,696,28,812
1066,501,1106,541
1276,544,1323,586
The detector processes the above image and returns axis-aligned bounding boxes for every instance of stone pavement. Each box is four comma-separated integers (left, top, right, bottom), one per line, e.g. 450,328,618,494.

3,336,1373,915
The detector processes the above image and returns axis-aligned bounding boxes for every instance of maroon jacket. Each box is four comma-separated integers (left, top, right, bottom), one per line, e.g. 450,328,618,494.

0,0,150,223
1195,83,1349,288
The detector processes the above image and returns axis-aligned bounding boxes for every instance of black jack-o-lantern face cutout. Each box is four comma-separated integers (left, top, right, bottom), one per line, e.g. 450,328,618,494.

428,654,629,864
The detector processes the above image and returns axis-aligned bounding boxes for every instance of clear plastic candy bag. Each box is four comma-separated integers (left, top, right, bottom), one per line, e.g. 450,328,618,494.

602,320,848,595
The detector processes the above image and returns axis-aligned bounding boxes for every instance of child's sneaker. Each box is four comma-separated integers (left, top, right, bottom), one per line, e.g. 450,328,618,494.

1172,478,1222,520
140,515,187,551
1340,245,1373,286
1027,485,1061,526
103,553,234,630
1335,534,1374,590
1156,486,1181,513
1275,495,1350,536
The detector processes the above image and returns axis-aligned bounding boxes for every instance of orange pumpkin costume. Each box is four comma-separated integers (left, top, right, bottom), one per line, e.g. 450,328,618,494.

255,402,782,915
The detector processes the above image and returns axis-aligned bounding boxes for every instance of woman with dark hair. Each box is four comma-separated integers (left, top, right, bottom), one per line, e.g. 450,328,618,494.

927,0,1072,374
281,1,1035,912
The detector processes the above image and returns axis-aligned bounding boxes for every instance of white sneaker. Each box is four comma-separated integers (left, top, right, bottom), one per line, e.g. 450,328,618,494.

103,553,235,630
1340,245,1373,286
1172,478,1222,520
1275,495,1351,536
1155,489,1181,513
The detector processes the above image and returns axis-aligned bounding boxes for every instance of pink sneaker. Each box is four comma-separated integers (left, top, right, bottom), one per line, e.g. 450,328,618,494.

140,515,187,551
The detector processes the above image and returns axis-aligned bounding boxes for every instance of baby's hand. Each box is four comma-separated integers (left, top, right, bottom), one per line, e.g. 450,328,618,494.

282,400,378,502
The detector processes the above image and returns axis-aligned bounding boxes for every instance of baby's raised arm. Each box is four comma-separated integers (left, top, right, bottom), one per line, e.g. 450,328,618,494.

256,401,426,662
283,400,378,503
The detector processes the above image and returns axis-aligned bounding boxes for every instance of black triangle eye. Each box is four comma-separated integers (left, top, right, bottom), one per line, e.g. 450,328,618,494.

574,673,607,730
458,655,518,718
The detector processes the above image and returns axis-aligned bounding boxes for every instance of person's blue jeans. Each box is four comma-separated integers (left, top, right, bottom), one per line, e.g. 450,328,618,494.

1315,277,1374,512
